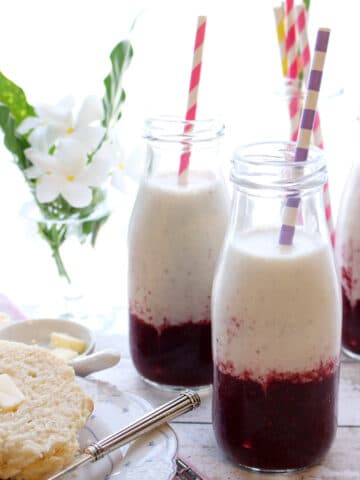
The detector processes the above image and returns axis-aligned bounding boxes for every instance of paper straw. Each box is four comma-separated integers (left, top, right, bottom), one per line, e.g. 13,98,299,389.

295,6,335,246
296,6,324,148
296,4,323,147
296,4,311,81
178,16,207,183
285,0,299,80
279,28,331,246
274,6,288,77
273,5,298,141
273,5,299,142
285,0,301,141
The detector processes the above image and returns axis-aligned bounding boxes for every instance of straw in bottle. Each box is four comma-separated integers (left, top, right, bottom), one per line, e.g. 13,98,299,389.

279,28,331,246
296,4,311,81
178,16,207,184
296,3,323,148
285,0,301,142
295,5,335,246
273,5,288,77
285,0,299,79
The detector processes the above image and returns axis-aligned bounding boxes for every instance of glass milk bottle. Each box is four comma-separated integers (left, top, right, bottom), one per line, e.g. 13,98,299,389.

336,158,360,359
128,116,229,389
212,142,341,472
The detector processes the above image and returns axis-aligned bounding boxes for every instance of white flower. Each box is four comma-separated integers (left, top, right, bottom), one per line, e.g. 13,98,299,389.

18,96,105,152
109,140,145,191
24,138,113,208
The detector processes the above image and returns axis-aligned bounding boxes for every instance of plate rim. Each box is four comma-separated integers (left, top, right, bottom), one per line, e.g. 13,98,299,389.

78,376,178,480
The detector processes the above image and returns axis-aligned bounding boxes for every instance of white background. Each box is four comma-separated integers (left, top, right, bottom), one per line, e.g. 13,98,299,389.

0,0,358,326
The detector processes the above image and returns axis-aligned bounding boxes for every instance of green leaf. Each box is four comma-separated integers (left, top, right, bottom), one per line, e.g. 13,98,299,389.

0,71,35,125
303,0,311,11
0,104,31,169
102,40,133,130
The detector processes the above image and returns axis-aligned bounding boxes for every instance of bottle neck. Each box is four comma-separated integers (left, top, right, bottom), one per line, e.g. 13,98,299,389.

229,185,329,244
142,116,225,179
144,138,223,178
229,141,329,244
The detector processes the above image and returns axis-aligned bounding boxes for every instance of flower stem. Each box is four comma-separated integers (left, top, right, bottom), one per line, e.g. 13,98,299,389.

34,188,108,283
37,222,71,283
51,246,71,283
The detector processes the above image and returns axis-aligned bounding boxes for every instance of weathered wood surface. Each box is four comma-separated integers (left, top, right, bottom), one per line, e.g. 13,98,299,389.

94,334,360,479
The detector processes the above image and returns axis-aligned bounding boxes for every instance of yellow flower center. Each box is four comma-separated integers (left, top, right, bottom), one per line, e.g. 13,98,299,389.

66,127,75,134
118,162,125,170
67,175,75,182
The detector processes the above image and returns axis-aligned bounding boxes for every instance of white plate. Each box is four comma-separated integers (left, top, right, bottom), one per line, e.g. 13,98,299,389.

73,377,178,480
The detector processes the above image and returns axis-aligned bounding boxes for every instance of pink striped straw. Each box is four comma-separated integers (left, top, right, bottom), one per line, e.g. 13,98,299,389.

285,0,299,79
296,5,335,246
178,16,207,183
296,5,311,80
279,28,331,246
285,0,301,142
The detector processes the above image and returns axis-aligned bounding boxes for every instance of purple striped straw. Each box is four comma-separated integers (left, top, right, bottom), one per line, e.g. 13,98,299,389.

278,28,331,246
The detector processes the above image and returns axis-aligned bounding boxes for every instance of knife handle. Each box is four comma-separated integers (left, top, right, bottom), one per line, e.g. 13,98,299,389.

176,457,208,480
85,390,201,460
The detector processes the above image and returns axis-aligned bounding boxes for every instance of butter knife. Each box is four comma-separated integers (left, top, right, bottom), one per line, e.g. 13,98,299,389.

176,457,208,480
48,390,201,480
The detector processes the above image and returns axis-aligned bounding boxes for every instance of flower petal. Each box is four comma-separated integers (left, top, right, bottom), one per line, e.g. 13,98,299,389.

72,126,105,152
25,165,43,179
60,181,92,208
36,175,60,203
54,139,88,174
80,159,111,187
24,148,54,173
36,96,74,133
17,117,41,135
79,143,114,186
37,96,74,119
28,125,55,152
75,96,103,128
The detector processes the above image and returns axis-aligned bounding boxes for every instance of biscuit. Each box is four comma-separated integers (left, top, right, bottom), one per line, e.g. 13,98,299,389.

0,340,93,480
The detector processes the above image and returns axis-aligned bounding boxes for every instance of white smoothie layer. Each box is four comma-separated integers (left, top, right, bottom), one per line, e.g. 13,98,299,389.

128,171,229,328
336,162,360,304
212,228,341,377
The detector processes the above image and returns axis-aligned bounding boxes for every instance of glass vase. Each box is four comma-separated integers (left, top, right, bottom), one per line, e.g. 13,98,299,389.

19,193,116,330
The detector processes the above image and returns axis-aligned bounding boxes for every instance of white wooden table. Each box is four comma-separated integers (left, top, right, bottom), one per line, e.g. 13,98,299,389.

93,332,360,480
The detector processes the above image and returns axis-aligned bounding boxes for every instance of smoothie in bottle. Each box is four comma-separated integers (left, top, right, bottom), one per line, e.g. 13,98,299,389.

128,117,229,388
336,161,360,358
212,142,341,472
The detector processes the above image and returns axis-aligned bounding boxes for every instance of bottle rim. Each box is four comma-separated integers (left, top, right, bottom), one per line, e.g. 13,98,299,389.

143,115,225,144
231,141,327,194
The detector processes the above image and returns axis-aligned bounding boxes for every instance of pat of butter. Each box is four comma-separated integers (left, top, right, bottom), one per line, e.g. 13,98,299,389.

52,347,79,361
0,373,25,412
50,332,86,354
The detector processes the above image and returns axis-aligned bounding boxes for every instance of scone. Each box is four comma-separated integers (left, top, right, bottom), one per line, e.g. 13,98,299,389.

0,340,93,480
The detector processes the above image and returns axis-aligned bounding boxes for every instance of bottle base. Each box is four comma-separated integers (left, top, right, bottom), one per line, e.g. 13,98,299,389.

232,460,316,474
140,374,212,393
342,346,360,360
